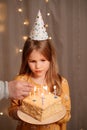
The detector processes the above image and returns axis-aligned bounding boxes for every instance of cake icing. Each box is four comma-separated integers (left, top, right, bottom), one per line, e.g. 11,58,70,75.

21,93,64,121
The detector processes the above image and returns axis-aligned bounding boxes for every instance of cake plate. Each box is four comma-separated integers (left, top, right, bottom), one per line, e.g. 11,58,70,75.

17,106,66,125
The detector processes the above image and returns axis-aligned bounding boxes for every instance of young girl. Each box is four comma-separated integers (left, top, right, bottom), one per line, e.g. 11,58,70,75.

8,37,71,130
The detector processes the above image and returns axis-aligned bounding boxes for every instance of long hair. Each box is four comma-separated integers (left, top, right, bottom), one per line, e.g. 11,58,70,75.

19,37,62,95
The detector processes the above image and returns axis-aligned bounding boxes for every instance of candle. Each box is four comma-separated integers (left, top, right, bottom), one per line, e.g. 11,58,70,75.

54,85,56,90
53,85,57,98
43,86,48,94
33,86,36,101
34,86,37,95
41,93,45,105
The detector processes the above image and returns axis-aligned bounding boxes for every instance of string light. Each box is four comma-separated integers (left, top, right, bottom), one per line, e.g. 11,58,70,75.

18,8,23,12
22,36,28,41
49,37,52,40
0,112,3,116
16,48,22,53
19,49,22,52
23,20,29,25
45,24,48,28
45,0,52,39
45,0,49,3
47,13,50,16
16,0,51,56
16,0,29,55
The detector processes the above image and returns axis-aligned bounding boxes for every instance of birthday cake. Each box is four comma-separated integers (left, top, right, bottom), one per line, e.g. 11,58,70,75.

21,93,64,121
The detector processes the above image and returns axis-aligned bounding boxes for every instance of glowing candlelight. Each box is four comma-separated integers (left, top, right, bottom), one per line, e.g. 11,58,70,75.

43,86,48,94
54,85,56,90
34,86,36,95
43,86,47,91
53,85,57,98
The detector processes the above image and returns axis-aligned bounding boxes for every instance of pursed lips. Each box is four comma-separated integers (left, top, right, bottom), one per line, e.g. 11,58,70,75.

35,70,43,73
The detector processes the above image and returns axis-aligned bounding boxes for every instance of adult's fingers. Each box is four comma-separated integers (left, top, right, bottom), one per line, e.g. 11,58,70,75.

20,81,33,87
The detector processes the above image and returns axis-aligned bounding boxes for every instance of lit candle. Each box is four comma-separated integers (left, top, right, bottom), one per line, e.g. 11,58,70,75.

43,86,48,94
53,85,57,98
41,93,45,105
33,86,36,101
34,86,36,94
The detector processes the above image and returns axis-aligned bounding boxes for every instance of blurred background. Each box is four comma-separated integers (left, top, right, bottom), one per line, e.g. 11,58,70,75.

0,0,87,130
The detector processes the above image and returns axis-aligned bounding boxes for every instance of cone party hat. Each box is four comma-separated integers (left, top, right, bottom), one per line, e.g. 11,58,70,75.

29,10,48,40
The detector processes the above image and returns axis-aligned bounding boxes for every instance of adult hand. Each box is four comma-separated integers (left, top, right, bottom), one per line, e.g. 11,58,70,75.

8,80,33,100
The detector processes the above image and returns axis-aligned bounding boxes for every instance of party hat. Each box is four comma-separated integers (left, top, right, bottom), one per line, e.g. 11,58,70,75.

29,10,48,40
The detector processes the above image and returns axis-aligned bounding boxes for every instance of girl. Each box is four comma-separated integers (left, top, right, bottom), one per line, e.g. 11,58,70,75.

8,37,71,130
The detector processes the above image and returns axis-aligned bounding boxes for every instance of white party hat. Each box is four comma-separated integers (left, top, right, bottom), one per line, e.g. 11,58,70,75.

29,10,48,40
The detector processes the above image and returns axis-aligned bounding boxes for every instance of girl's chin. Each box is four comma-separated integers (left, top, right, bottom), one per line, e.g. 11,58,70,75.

33,73,44,78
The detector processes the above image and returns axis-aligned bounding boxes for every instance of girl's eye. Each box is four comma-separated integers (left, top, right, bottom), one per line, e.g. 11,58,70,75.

41,59,46,62
29,60,36,63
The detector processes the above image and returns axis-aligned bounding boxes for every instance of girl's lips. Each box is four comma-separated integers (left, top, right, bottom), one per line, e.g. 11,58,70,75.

35,70,42,73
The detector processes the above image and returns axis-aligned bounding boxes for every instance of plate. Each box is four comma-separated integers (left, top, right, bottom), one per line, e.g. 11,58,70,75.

17,106,66,125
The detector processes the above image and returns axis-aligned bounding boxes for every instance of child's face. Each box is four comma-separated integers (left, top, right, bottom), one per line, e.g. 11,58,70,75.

28,50,50,78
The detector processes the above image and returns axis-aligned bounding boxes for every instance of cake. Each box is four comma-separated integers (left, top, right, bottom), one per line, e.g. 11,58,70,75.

21,93,64,121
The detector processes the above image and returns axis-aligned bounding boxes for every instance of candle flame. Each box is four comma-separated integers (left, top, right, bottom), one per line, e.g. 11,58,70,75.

54,85,56,90
34,86,36,92
43,86,48,91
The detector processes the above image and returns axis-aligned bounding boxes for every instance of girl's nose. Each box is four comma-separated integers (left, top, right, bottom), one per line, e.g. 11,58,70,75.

35,62,41,68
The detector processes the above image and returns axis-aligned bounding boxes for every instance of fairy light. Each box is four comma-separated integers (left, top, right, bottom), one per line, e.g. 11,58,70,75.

23,20,29,25
16,48,22,53
49,36,52,40
18,8,23,12
19,49,22,52
16,0,29,55
22,36,28,41
0,112,3,116
45,24,48,28
16,0,51,56
45,0,49,2
47,13,50,16
45,0,52,40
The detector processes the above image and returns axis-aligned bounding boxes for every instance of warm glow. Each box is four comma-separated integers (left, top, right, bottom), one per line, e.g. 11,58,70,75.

18,8,23,12
0,25,5,32
43,86,48,91
45,24,48,28
22,36,28,41
54,85,56,90
16,48,22,53
23,20,29,25
49,36,52,40
34,86,36,92
19,49,22,52
47,13,50,16
45,0,49,2
0,112,3,116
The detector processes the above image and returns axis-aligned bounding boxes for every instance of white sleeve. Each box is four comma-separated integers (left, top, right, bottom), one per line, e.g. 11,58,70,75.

0,81,9,100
